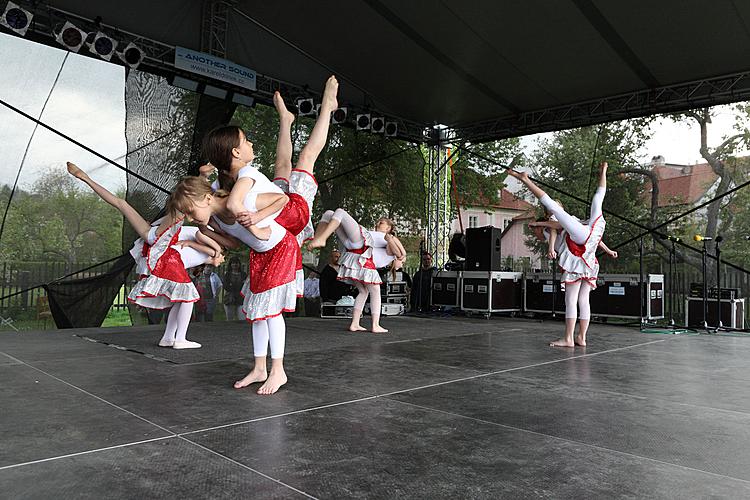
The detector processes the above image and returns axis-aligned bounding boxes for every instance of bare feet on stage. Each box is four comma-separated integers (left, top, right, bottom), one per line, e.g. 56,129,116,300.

321,75,339,114
234,368,268,389
66,161,88,181
371,326,388,334
574,335,587,347
257,369,287,395
273,91,295,126
549,338,575,347
348,325,367,332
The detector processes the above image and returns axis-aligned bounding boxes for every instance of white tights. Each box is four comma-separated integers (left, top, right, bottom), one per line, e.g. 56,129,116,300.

353,281,382,323
161,302,194,343
320,209,364,250
540,187,606,245
252,314,286,359
564,281,592,321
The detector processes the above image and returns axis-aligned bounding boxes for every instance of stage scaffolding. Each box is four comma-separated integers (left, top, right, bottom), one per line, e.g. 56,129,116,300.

423,127,454,268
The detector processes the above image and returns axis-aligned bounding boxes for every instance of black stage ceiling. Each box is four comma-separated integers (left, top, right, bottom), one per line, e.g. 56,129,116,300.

23,0,750,142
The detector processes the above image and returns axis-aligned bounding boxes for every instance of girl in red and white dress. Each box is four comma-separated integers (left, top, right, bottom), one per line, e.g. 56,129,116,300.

169,77,339,395
308,211,406,333
66,162,225,350
510,162,618,347
202,76,340,247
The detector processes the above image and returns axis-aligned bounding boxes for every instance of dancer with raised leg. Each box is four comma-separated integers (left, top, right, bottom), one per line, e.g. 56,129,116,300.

66,162,226,349
509,162,617,347
309,212,405,333
171,76,339,394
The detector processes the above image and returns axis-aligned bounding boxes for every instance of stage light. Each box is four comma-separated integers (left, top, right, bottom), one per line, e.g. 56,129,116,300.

117,42,144,69
1,1,32,36
332,107,347,124
55,21,86,52
170,75,200,92
385,121,398,137
231,93,255,107
356,113,370,130
203,85,227,100
88,31,116,61
371,116,385,134
296,98,315,116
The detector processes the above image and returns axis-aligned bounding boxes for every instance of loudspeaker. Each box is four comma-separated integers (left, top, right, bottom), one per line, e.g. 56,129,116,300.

465,226,502,271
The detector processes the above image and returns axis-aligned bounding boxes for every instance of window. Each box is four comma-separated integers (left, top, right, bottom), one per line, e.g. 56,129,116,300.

468,215,478,228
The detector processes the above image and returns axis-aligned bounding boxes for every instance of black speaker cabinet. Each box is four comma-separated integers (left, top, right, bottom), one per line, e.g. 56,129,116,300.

465,226,502,271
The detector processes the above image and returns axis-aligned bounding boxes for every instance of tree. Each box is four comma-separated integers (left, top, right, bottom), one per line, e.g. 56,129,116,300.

668,107,750,263
0,168,123,270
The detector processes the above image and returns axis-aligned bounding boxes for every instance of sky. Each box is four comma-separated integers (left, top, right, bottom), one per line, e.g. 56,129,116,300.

1,31,748,197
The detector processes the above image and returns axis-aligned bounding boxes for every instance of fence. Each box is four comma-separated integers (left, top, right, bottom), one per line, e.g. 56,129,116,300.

0,261,131,320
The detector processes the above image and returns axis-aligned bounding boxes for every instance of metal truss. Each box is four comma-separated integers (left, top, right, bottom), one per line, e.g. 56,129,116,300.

10,0,427,143
200,0,234,57
424,128,454,268
454,71,750,143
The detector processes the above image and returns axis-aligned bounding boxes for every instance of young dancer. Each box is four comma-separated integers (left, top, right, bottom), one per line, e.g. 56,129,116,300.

308,211,405,333
66,162,225,349
169,76,339,394
203,77,339,246
509,162,617,347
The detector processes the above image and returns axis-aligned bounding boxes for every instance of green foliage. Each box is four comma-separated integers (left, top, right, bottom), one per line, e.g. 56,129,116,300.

0,167,123,265
453,139,521,209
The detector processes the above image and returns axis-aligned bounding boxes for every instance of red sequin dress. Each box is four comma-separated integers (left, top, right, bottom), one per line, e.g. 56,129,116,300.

337,226,382,285
128,218,200,309
557,215,606,288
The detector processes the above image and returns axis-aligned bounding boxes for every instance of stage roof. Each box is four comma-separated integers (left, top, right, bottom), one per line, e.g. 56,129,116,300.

20,0,750,141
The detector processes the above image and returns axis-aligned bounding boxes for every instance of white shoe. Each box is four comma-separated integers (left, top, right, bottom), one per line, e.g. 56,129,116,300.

173,340,201,349
158,339,175,347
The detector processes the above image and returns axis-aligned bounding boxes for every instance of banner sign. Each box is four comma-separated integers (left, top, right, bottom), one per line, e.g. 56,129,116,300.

174,47,256,91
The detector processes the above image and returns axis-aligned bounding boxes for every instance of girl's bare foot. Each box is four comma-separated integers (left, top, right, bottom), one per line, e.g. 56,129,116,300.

257,369,287,395
574,335,587,346
306,237,327,250
371,326,388,334
320,75,339,113
273,91,295,125
549,338,575,347
507,169,528,182
348,325,367,332
66,161,88,181
234,368,267,389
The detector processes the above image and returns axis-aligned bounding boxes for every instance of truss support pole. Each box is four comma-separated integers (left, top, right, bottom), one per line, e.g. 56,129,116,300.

201,1,235,57
424,127,452,268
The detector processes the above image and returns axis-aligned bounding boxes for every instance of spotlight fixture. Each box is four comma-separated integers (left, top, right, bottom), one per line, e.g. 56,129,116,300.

203,84,227,100
356,113,371,130
117,42,144,69
296,98,315,116
87,31,116,61
170,75,200,92
371,117,385,134
332,107,347,124
1,1,32,36
385,121,398,137
231,93,255,107
55,21,86,52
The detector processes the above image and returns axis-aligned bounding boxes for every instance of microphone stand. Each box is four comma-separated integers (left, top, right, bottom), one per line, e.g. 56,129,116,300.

700,239,710,332
715,236,724,331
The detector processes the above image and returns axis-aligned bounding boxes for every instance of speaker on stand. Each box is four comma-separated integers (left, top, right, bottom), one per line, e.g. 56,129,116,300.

465,226,502,271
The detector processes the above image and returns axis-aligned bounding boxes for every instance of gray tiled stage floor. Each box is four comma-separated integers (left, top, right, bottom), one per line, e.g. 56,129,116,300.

0,438,306,500
3,317,750,498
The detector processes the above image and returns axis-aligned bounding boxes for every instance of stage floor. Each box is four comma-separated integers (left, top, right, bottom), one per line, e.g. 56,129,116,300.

2,315,750,498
